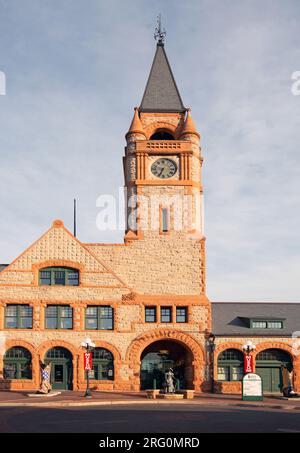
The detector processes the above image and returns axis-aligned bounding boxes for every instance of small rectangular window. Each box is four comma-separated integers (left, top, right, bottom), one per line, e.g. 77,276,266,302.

145,307,156,323
85,306,113,330
99,306,113,330
5,305,32,329
267,321,283,329
161,307,172,323
67,270,79,286
176,307,187,323
252,321,267,329
40,270,51,285
217,366,230,381
232,366,243,381
161,208,169,233
54,271,65,286
45,305,73,330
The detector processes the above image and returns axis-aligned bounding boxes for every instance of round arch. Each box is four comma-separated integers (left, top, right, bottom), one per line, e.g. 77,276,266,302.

37,341,78,390
1,340,38,384
37,340,78,359
254,342,294,359
254,343,294,394
144,122,178,140
126,330,205,391
77,341,122,385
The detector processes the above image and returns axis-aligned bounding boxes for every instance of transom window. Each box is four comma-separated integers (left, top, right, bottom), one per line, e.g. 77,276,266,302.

176,307,188,323
5,305,33,329
145,307,156,323
217,349,244,382
39,267,79,286
91,348,114,380
256,349,291,362
4,347,32,380
85,306,114,330
45,305,73,330
161,307,172,323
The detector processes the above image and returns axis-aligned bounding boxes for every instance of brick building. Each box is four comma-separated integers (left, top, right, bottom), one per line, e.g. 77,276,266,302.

0,38,299,395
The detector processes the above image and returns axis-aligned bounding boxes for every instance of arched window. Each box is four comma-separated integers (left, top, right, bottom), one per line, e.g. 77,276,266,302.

217,349,244,382
91,348,114,381
150,130,174,140
4,347,32,380
256,349,291,364
39,267,79,286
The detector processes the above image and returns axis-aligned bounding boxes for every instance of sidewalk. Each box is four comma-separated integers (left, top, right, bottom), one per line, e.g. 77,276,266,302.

0,390,300,410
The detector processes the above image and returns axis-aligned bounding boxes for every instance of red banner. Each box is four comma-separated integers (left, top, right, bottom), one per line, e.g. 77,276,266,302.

244,354,254,374
84,352,92,371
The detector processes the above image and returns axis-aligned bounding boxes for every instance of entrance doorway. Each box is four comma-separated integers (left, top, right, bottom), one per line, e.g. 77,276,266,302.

140,340,193,390
256,349,292,394
45,347,73,390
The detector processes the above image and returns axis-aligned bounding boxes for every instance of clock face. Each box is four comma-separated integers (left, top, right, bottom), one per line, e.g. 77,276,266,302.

151,158,177,179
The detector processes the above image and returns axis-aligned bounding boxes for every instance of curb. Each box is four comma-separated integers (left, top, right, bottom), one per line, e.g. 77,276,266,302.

0,399,300,410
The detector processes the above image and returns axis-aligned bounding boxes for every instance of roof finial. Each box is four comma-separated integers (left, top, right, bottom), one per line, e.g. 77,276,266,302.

154,14,166,45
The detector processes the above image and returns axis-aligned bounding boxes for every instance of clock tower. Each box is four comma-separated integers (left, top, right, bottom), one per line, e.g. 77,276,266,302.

124,39,204,245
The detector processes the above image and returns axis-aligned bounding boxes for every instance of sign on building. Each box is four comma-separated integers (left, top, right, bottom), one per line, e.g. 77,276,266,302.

84,352,92,371
242,373,263,401
244,354,254,374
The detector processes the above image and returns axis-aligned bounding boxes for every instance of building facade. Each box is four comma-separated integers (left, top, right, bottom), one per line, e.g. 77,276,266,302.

0,39,299,394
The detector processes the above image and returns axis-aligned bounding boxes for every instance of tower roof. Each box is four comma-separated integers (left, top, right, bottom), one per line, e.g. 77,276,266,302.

140,43,186,113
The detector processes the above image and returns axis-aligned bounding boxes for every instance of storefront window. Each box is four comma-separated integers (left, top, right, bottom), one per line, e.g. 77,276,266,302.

91,348,114,380
4,347,32,380
217,349,244,382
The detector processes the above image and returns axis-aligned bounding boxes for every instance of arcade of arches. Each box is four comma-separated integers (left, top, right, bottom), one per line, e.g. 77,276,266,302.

0,342,299,394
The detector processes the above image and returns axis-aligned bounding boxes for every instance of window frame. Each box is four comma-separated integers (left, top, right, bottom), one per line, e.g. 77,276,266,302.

176,307,188,323
4,304,33,330
91,348,114,381
3,347,32,380
160,306,172,323
250,319,284,330
85,306,114,331
217,349,244,382
161,208,170,233
39,267,79,287
45,305,73,330
145,306,157,323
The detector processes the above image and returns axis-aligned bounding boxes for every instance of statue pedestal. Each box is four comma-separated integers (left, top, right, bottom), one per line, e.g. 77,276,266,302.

156,393,184,400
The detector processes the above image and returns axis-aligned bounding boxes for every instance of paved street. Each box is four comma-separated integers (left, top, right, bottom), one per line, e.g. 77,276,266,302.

0,404,300,433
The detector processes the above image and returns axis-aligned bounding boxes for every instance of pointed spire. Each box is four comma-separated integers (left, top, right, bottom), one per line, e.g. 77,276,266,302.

140,42,186,113
126,107,146,138
180,109,200,138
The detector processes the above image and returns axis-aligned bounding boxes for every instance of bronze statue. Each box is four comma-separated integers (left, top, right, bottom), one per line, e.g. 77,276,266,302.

163,368,175,394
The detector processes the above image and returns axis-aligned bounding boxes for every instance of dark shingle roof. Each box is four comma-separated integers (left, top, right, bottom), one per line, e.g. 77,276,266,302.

140,43,186,113
212,302,300,336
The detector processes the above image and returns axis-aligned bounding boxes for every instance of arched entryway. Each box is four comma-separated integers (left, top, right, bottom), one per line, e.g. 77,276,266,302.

256,348,293,394
140,340,193,390
45,347,73,390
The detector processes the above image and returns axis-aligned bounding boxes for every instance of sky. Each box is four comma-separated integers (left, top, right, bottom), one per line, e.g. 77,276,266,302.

0,0,300,301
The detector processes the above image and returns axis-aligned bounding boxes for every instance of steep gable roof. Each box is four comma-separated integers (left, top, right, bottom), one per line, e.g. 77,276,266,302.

0,220,130,290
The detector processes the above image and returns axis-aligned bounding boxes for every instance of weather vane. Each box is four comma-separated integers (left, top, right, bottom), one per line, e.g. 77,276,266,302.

154,14,166,44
